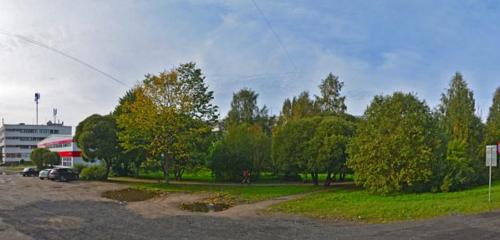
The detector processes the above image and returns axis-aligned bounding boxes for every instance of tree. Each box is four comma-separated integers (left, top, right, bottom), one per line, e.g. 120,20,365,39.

30,148,51,170
75,114,119,179
438,72,485,190
484,87,500,178
309,116,355,185
485,87,500,146
278,91,319,125
117,62,218,183
45,151,61,166
272,117,321,183
210,123,271,182
226,88,259,126
315,73,347,114
348,92,442,194
113,87,145,176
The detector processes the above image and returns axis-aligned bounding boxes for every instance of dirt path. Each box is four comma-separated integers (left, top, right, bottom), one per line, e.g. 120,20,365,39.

209,193,308,219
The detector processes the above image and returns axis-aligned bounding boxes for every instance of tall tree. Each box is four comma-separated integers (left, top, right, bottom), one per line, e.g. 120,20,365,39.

226,88,259,126
485,87,500,146
438,72,484,190
117,62,218,183
348,92,442,193
272,117,321,183
309,116,355,185
113,87,146,176
315,73,347,114
278,91,318,125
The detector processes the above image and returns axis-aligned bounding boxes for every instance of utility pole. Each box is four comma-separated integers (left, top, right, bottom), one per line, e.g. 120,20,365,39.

35,93,40,125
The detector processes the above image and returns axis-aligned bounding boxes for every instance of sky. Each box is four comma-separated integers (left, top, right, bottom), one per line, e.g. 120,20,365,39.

0,0,499,128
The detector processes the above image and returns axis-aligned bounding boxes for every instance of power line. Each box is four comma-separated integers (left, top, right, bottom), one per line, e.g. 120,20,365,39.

0,30,129,87
250,0,298,73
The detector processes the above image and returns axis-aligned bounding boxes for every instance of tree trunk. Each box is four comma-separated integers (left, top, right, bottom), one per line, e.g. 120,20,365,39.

163,154,169,184
135,162,140,177
324,171,332,186
311,171,319,186
104,160,111,180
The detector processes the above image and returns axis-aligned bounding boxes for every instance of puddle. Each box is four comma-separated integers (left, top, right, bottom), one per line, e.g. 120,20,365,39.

181,193,235,213
102,188,160,202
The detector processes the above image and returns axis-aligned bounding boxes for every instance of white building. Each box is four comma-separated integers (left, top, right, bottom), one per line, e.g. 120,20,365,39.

37,134,100,168
0,122,72,164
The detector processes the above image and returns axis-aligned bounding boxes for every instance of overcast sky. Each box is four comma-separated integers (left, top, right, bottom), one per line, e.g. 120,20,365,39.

0,0,499,128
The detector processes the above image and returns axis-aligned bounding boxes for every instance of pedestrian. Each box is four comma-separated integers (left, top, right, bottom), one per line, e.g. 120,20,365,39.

242,169,250,184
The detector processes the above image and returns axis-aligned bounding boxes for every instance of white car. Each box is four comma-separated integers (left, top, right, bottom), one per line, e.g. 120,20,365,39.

38,169,52,180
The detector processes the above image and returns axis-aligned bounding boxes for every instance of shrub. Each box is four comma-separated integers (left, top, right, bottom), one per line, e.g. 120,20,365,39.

80,165,107,181
72,163,87,174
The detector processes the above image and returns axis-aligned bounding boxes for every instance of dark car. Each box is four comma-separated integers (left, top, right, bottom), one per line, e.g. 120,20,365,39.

48,168,79,182
21,168,38,177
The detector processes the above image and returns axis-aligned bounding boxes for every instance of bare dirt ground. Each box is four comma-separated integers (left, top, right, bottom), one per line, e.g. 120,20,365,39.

3,171,500,240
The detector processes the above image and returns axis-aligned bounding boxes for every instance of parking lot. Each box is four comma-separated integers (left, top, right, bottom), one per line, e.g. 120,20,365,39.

2,171,500,240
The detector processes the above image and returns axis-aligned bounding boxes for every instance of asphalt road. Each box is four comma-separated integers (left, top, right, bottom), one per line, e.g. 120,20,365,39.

2,172,500,240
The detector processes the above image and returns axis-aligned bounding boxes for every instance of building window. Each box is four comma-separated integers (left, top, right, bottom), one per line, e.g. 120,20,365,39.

61,157,72,167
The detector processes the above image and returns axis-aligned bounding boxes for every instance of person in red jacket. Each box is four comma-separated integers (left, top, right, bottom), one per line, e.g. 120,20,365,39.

242,169,250,184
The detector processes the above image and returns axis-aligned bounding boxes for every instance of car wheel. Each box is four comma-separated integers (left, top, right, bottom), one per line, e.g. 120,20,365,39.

60,176,66,182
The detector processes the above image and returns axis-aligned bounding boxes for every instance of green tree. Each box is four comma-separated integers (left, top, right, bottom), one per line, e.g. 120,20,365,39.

485,87,500,146
438,72,485,190
348,92,442,194
75,114,119,179
117,62,218,183
484,87,500,178
315,73,347,114
113,87,145,176
30,148,51,170
309,116,355,185
272,117,321,183
226,88,259,126
278,91,319,125
45,151,61,166
210,123,271,182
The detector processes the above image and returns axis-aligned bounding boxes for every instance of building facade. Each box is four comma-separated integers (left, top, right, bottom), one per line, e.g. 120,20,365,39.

37,134,100,168
0,123,72,163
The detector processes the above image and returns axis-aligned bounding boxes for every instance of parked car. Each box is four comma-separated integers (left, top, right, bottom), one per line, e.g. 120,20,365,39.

21,168,38,177
38,169,52,180
48,168,79,182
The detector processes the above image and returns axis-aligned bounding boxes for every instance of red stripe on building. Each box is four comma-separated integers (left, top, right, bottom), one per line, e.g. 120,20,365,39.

58,151,81,157
38,139,75,148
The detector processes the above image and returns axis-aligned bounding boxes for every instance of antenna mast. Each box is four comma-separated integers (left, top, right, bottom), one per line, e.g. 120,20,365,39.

34,93,40,125
53,108,57,123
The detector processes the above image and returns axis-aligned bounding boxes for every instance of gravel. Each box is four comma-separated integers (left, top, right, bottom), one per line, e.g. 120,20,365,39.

2,171,500,240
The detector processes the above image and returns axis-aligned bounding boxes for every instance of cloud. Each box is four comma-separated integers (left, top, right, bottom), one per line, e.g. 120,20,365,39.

0,0,498,128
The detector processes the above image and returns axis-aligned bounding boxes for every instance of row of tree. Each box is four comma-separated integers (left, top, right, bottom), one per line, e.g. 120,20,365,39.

74,62,500,194
350,73,499,193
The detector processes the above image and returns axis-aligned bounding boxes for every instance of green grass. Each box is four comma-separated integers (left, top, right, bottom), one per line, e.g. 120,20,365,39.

136,169,353,183
269,181,500,223
132,182,320,202
137,170,215,182
0,165,35,173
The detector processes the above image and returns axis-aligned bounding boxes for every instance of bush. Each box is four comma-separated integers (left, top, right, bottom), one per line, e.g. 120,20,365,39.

72,163,87,174
80,165,107,181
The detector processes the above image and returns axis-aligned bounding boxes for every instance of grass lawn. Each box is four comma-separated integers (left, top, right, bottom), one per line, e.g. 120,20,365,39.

136,169,353,184
131,182,321,203
268,180,500,223
0,165,35,173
